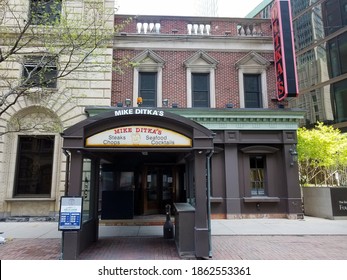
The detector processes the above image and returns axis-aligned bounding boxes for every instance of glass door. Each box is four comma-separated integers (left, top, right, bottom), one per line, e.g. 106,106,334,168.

143,166,174,214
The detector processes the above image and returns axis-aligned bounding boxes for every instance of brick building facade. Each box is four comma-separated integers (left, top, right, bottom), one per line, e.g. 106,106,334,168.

77,15,304,220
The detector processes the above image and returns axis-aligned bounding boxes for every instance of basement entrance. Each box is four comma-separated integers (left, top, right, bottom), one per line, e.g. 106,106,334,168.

61,108,214,259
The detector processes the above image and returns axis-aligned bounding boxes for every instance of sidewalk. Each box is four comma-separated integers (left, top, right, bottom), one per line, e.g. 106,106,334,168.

1,216,347,239
1,216,347,260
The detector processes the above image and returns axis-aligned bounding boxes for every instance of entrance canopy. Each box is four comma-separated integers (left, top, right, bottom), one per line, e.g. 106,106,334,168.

60,107,214,259
62,107,214,152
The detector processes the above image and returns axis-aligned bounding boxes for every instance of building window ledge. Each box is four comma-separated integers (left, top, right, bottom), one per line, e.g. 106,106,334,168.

210,197,223,203
243,196,280,203
5,198,55,202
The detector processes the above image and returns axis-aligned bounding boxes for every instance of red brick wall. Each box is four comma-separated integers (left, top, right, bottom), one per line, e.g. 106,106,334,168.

113,16,278,109
112,49,278,109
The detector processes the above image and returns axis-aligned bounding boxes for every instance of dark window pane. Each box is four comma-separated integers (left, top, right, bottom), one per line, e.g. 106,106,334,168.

333,79,347,122
250,156,266,196
244,74,262,108
338,33,347,74
192,73,209,107
139,72,157,106
22,56,58,88
15,136,54,196
323,0,347,35
30,0,62,25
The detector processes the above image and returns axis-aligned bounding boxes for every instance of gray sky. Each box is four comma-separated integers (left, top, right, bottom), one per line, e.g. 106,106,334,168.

117,0,264,18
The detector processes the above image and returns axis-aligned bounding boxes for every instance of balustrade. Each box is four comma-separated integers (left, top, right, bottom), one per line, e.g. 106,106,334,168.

237,23,264,36
136,22,161,34
133,19,267,37
187,23,211,35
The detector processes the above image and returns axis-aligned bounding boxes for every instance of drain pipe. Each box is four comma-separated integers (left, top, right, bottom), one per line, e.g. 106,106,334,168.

206,149,214,258
61,149,70,260
62,149,70,196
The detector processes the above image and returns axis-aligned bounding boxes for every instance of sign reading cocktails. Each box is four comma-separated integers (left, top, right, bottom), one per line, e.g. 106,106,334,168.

86,125,192,147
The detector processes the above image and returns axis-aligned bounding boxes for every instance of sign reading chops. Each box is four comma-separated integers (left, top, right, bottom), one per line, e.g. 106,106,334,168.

86,125,192,147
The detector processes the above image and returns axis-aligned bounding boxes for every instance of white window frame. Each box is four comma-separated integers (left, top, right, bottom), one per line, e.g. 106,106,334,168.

235,51,271,109
133,66,162,107
239,68,268,108
131,50,165,107
184,51,218,108
187,67,216,108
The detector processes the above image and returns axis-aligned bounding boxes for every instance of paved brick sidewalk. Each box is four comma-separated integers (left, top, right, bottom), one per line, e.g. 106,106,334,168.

1,235,347,260
0,238,61,260
211,235,347,260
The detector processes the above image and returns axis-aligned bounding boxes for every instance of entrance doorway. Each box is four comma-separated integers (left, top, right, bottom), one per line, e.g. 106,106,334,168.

143,166,175,214
100,158,185,218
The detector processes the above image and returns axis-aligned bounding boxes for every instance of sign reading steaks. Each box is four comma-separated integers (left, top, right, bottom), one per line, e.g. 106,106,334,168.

86,125,192,147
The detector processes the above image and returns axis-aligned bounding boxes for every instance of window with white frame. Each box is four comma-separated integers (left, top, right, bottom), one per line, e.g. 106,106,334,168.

131,50,164,107
236,51,271,108
184,51,218,108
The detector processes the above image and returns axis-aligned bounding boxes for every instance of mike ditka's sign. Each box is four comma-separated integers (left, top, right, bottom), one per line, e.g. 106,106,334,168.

86,125,192,147
271,0,298,101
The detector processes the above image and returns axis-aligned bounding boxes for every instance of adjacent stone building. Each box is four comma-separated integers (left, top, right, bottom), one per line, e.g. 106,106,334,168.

0,0,114,218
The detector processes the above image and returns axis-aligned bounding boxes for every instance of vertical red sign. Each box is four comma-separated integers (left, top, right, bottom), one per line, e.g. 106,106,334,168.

271,0,298,101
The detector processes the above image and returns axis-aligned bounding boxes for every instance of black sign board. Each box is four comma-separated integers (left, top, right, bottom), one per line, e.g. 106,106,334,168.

331,188,347,217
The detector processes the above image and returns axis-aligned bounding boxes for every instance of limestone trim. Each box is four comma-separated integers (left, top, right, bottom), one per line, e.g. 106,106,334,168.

131,50,165,107
184,50,218,108
235,51,272,109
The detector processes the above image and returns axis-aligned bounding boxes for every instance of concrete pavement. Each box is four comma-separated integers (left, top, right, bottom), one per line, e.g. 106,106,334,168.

1,216,347,239
1,216,347,260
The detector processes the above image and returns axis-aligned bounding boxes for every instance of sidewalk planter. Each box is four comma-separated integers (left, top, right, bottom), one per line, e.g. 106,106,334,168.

302,187,347,220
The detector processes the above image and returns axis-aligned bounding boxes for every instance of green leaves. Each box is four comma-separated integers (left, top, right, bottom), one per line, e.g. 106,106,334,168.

298,122,347,186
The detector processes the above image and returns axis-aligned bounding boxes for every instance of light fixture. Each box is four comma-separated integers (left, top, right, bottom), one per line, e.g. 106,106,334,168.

225,103,233,108
162,99,169,107
289,144,298,166
172,103,178,108
125,98,131,107
116,102,123,107
137,97,143,106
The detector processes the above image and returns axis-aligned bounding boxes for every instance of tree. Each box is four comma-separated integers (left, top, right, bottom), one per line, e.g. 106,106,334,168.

297,122,347,187
0,0,129,125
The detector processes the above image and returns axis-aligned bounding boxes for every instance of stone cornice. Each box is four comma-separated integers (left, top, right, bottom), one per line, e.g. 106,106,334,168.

85,107,305,131
113,34,273,52
166,108,304,130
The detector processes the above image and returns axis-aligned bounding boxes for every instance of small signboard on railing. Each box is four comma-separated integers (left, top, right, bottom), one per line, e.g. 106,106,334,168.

58,196,83,231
